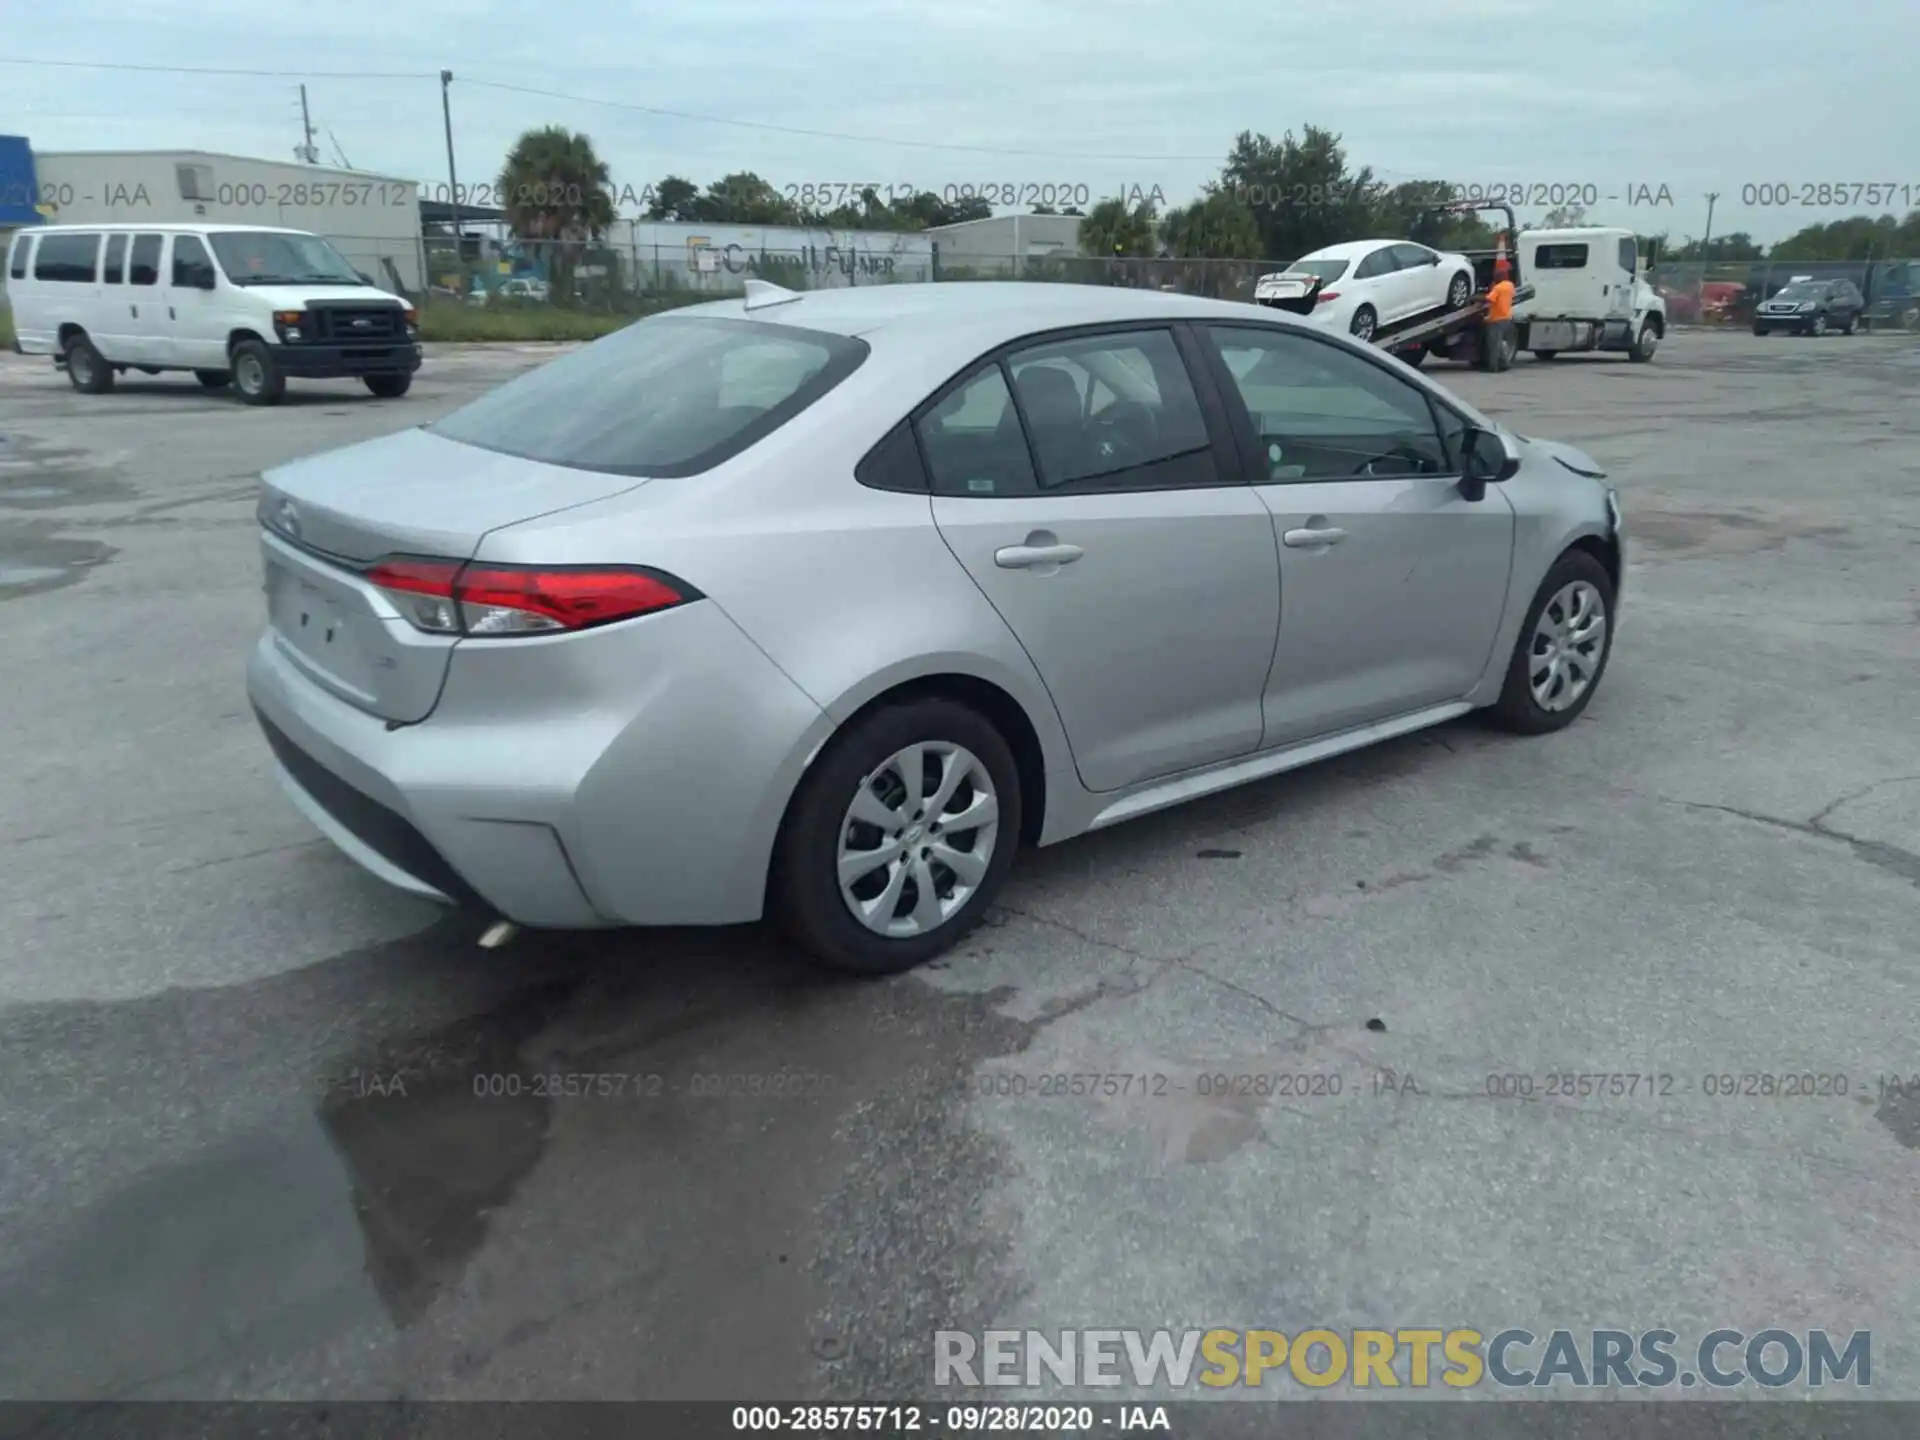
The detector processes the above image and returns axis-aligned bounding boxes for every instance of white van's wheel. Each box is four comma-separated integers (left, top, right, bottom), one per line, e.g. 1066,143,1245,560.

64,335,115,394
194,369,231,389
229,340,286,407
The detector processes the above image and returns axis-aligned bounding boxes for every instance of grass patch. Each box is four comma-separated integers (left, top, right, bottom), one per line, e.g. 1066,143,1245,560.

417,295,712,344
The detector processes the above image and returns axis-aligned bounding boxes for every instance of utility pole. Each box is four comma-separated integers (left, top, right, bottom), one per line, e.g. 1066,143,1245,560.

440,70,463,287
298,85,317,163
1702,191,1719,255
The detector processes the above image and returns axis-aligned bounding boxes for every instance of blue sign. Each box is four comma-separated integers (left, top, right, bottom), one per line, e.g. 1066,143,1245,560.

0,136,45,226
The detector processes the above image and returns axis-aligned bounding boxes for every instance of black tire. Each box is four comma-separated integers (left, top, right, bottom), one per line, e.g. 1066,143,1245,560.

1842,314,1858,335
64,334,114,394
1445,270,1472,311
1484,549,1617,736
771,697,1023,974
1628,320,1659,362
363,373,412,399
194,369,231,389
229,339,286,406
1534,350,1559,361
1349,305,1378,343
1752,324,1769,336
1397,345,1427,368
1809,313,1828,337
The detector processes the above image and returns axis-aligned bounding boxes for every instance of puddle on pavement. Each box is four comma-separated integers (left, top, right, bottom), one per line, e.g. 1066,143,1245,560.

0,434,137,510
0,529,118,598
0,917,1037,1400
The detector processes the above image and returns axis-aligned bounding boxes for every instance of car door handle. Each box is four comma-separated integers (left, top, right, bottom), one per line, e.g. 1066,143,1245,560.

995,542,1084,569
1282,527,1347,548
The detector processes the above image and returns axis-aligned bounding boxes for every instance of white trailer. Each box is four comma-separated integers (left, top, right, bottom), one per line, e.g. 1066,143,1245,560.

1513,226,1665,362
30,151,424,293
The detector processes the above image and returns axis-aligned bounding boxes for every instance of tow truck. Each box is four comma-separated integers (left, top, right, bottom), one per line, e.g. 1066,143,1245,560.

1255,200,1536,369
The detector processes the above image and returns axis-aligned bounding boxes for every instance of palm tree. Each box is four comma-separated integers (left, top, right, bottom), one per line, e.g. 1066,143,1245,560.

497,127,616,305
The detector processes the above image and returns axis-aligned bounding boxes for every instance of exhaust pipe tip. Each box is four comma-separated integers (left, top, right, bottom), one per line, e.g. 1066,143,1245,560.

478,919,520,950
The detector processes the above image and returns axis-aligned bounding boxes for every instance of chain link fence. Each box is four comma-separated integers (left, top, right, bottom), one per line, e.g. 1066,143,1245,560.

385,235,1920,332
1651,258,1920,330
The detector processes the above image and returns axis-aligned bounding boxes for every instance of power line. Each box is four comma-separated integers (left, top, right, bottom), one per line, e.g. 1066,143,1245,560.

1,54,1226,163
0,56,429,80
459,77,1228,163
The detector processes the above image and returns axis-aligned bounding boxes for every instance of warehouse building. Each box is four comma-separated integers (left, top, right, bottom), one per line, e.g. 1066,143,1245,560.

26,150,425,292
925,212,1084,276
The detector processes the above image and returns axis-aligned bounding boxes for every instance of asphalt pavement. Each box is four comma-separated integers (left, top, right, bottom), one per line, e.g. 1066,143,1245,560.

1,329,1916,1406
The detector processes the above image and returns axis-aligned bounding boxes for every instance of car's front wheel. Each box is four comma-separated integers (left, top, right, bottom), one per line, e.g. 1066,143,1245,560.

364,373,412,398
1808,313,1828,337
230,340,286,406
1485,550,1616,735
772,697,1022,973
1446,270,1472,311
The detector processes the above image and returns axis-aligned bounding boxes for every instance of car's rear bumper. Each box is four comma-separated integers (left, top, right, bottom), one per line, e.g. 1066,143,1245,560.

274,342,422,378
244,598,834,930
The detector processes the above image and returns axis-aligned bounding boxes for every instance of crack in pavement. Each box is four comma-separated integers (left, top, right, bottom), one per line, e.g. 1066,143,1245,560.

1637,775,1920,892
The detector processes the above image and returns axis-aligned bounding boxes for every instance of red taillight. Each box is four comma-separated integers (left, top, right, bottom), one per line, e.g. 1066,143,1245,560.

1316,290,1340,304
368,557,697,637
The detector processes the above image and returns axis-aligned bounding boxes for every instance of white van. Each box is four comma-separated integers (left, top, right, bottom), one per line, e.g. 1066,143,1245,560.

1513,226,1665,363
5,223,420,405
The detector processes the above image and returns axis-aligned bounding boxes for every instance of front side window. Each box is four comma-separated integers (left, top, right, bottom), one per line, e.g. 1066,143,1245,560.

430,316,866,478
1003,329,1215,490
1618,237,1637,273
171,234,215,286
1205,325,1452,481
33,232,100,283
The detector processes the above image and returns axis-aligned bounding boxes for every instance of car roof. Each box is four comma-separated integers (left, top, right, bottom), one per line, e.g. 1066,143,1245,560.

22,223,323,236
1521,228,1633,242
1297,240,1403,260
670,281,1321,344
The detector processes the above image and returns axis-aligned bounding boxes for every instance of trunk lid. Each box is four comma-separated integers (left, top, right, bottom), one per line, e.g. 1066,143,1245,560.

256,427,647,723
1253,271,1324,316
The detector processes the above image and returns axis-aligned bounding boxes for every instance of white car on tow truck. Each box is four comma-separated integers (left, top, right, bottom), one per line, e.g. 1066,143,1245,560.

1253,239,1476,343
1514,227,1665,362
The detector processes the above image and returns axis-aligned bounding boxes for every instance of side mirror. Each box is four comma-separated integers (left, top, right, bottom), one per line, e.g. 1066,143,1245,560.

1459,426,1520,501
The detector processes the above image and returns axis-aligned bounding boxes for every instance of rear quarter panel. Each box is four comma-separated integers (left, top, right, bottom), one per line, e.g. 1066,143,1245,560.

473,343,1084,840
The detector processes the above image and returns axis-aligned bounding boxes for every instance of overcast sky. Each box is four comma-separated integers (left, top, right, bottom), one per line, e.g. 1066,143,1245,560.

7,0,1915,245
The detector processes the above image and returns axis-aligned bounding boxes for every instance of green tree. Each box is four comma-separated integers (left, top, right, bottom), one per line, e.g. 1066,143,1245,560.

1080,196,1160,258
497,126,616,304
698,171,800,225
1160,187,1262,259
642,175,702,221
1538,202,1587,228
1220,126,1377,260
1770,211,1920,261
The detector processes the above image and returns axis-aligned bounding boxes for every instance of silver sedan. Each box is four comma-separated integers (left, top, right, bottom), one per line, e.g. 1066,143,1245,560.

246,281,1623,972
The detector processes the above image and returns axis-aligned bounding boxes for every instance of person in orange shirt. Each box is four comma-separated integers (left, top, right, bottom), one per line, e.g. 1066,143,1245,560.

1482,255,1517,371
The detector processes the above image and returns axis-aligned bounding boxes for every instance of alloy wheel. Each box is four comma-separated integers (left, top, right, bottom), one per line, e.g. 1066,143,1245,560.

836,741,1000,939
236,354,264,394
1527,581,1608,713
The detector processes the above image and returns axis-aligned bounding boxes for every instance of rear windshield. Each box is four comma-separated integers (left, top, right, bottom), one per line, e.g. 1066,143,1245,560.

1533,244,1591,269
1288,259,1350,281
430,316,869,477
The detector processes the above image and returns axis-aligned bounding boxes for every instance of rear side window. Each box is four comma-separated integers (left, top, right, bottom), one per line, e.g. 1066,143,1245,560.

34,232,101,283
103,234,128,285
128,234,161,287
7,233,30,281
429,316,868,478
1534,244,1590,269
